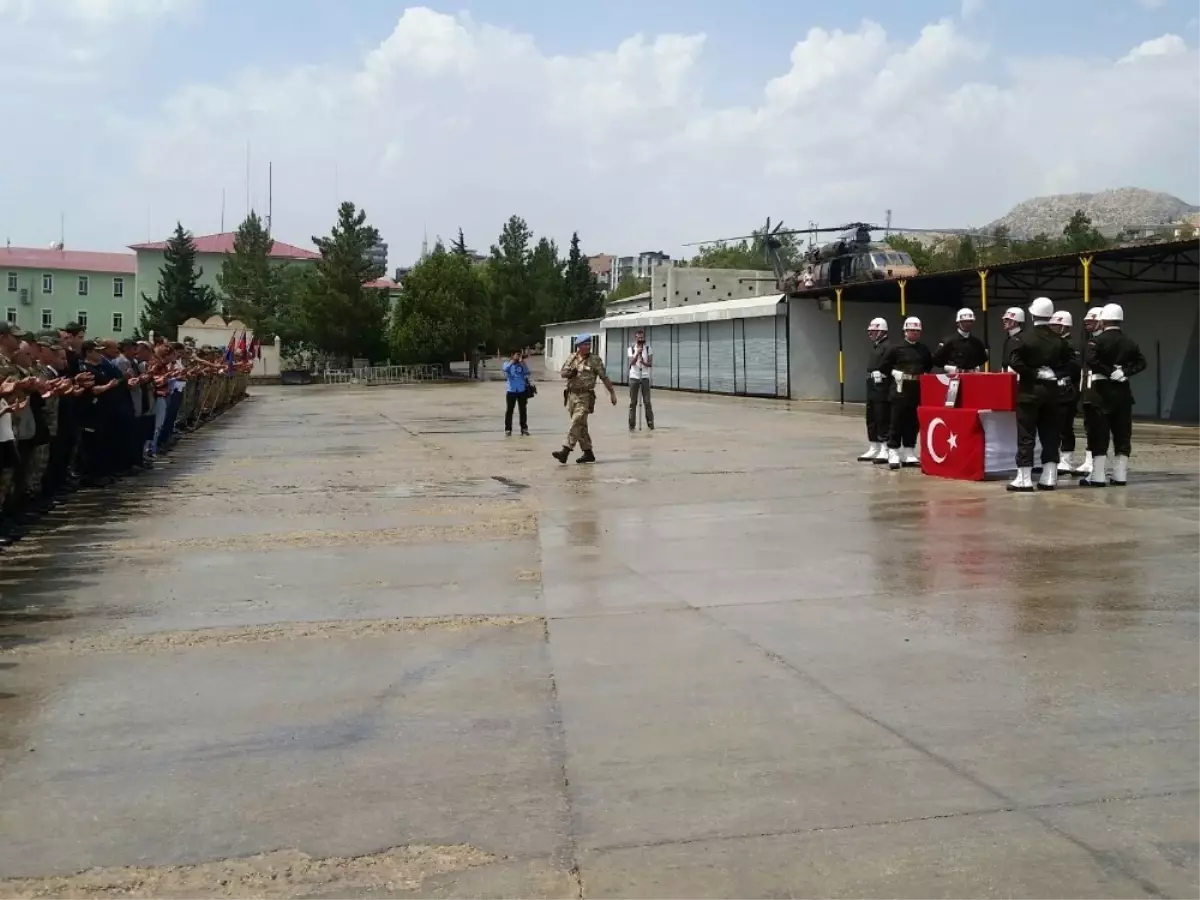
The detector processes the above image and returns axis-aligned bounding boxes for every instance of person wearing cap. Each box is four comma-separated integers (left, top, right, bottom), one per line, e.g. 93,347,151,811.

932,308,989,374
1006,296,1072,492
879,316,933,470
858,317,892,462
1074,307,1105,477
552,334,616,464
1079,303,1146,488
1000,307,1026,373
1048,311,1082,472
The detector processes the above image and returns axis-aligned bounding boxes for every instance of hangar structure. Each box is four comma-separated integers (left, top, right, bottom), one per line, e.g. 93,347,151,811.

577,240,1199,422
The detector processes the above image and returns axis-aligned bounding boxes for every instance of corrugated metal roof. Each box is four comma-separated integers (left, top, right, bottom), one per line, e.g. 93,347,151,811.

129,232,319,259
0,246,136,275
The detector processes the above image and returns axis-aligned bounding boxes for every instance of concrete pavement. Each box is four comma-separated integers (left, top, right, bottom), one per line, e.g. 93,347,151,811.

0,381,1196,898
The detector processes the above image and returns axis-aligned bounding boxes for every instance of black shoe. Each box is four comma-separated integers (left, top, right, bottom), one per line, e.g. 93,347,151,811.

552,447,570,464
577,449,596,464
647,422,654,430
520,429,530,436
505,429,512,437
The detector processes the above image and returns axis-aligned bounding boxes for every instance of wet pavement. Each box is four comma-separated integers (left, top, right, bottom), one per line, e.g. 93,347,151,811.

0,381,1196,899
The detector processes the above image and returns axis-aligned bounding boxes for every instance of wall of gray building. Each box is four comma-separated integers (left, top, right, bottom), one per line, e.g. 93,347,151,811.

652,268,777,309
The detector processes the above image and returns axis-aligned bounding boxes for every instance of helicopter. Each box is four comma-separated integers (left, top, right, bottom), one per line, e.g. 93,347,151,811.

685,218,980,294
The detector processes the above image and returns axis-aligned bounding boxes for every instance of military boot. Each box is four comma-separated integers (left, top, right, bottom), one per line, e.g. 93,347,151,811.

552,447,570,464
577,449,596,464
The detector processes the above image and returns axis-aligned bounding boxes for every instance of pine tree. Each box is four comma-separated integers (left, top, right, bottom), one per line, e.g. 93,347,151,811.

487,215,535,350
138,223,218,339
302,201,390,361
451,228,469,256
563,232,603,320
217,211,276,333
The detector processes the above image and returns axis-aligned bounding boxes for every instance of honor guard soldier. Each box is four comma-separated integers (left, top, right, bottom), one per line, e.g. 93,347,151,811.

1048,311,1082,472
1006,296,1071,492
1001,307,1026,371
858,317,892,462
1079,303,1146,487
879,316,933,470
552,335,617,465
932,308,989,374
1074,307,1104,477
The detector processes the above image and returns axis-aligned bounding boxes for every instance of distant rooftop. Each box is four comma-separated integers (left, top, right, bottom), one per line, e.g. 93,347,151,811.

0,245,136,275
129,232,319,260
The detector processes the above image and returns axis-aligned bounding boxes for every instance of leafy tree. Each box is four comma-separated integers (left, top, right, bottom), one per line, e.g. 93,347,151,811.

1061,209,1108,252
686,226,801,271
302,201,390,361
528,237,565,328
486,215,536,350
138,222,218,339
608,275,651,301
390,244,490,365
953,235,980,269
563,232,604,320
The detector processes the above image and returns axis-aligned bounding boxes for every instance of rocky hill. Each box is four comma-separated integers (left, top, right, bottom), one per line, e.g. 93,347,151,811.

987,188,1198,238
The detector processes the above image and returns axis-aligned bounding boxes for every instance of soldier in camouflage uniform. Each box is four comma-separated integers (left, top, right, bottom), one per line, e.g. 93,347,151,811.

552,334,616,465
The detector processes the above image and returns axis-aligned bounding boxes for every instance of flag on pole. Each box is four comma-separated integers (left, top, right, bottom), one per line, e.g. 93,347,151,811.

237,330,248,356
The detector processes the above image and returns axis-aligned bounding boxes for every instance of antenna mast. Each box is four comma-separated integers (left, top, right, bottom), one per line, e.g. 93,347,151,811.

885,209,892,236
267,162,273,236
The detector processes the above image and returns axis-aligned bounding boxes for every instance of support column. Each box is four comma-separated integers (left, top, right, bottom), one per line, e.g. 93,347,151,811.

898,279,908,318
836,287,844,406
978,268,990,372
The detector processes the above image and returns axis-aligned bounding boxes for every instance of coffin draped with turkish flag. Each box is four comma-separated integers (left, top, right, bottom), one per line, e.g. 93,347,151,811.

918,373,1021,481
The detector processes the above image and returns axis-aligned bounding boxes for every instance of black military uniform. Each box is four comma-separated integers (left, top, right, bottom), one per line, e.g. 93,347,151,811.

880,338,933,464
1053,339,1082,460
865,335,892,451
1007,324,1072,482
932,330,989,372
1084,326,1146,480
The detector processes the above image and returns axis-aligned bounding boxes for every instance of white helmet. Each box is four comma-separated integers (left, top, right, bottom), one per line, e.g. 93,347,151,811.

1003,307,1026,325
868,317,888,332
1028,296,1054,319
956,308,975,322
1101,303,1124,322
1049,310,1072,329
1084,307,1103,321
903,316,922,331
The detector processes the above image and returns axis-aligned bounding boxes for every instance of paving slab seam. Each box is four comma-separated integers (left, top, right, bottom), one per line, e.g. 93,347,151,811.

698,609,1174,900
540,620,585,900
0,615,544,657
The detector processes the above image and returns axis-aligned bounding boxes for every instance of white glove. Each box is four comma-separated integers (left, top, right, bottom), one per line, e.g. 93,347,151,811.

871,370,883,384
1037,367,1056,380
1110,367,1126,383
944,365,958,375
1005,366,1015,374
1057,377,1070,388
891,370,903,384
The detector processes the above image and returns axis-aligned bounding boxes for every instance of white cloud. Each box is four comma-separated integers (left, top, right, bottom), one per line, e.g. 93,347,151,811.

1119,33,1188,62
2,6,1197,259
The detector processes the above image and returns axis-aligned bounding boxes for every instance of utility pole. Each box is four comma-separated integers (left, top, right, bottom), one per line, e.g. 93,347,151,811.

267,161,273,237
885,209,892,236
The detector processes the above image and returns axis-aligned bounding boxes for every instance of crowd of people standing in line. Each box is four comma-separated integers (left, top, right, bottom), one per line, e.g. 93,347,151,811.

0,322,253,547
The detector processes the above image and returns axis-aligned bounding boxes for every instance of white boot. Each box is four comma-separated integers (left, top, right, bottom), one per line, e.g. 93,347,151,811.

1037,461,1058,491
901,446,920,467
1111,454,1129,486
858,442,880,462
1080,455,1107,487
887,448,901,470
1007,466,1034,492
1075,450,1093,476
1059,451,1074,473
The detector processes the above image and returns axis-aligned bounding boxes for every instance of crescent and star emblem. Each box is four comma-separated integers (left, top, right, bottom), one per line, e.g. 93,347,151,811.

926,417,958,464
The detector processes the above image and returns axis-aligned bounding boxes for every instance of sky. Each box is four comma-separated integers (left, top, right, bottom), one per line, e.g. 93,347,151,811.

0,0,1197,269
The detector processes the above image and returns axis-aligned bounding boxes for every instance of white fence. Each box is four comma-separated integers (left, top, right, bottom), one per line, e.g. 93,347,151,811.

321,364,444,386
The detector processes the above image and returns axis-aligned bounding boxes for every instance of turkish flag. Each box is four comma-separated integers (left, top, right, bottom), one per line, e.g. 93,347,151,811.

920,373,1017,412
918,407,985,481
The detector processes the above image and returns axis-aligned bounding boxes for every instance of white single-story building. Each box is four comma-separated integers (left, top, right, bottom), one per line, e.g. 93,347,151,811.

542,317,605,377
